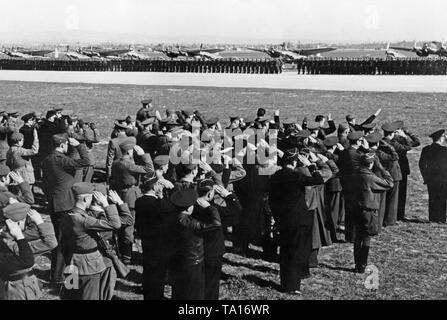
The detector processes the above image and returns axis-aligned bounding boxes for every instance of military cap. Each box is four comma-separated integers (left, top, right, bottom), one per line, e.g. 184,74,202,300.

323,136,339,147
256,108,266,117
360,153,376,167
183,163,198,171
9,132,24,144
205,117,219,126
119,138,136,152
429,129,445,141
255,116,269,124
306,121,320,131
114,121,128,130
52,107,64,112
7,112,19,118
52,133,68,146
154,155,170,168
295,129,311,138
0,164,10,176
166,109,175,116
141,99,152,106
346,114,355,122
182,109,193,117
159,118,170,125
362,123,376,130
2,203,30,222
115,117,127,123
381,122,399,132
61,109,74,117
393,120,404,129
170,188,198,208
72,182,94,196
46,110,57,119
347,131,364,141
33,111,42,118
197,179,215,193
141,118,155,126
21,113,35,122
365,131,383,144
69,114,79,121
230,116,239,122
143,176,159,191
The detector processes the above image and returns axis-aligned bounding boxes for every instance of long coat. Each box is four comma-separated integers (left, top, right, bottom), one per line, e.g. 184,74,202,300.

42,144,91,213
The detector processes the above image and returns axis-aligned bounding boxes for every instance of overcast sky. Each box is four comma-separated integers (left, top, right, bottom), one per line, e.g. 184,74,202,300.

1,0,446,43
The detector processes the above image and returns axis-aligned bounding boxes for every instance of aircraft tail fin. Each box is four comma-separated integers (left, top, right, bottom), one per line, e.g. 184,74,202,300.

386,42,390,51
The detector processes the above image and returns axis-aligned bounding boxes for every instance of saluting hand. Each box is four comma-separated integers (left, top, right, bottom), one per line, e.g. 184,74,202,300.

93,191,109,207
298,154,311,167
6,219,24,240
68,137,80,147
9,171,24,184
108,190,124,206
28,209,44,225
133,145,145,156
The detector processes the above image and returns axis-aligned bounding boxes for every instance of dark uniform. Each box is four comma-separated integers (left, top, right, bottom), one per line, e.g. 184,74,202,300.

269,158,324,293
419,130,447,222
42,139,91,283
351,154,393,273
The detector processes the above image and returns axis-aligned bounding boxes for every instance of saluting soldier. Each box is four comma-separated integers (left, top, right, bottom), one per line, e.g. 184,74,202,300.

391,121,420,221
380,122,402,227
419,129,447,223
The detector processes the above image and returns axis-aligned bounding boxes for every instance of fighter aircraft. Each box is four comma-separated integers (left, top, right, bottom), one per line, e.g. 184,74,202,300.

390,41,447,58
245,42,337,62
154,44,224,60
385,43,406,60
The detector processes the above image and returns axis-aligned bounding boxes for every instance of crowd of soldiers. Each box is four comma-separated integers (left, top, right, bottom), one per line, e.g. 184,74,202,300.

1,98,446,300
1,57,447,75
296,57,447,75
0,58,283,74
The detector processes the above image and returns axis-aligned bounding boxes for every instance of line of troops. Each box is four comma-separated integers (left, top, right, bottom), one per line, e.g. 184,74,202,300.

296,57,447,75
2,57,447,75
0,58,283,74
1,98,447,300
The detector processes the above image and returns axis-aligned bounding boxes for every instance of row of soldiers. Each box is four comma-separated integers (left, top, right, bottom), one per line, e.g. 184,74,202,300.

0,98,445,300
296,57,447,75
0,58,283,74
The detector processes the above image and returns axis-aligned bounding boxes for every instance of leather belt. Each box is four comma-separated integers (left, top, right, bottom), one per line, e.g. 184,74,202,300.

74,247,98,254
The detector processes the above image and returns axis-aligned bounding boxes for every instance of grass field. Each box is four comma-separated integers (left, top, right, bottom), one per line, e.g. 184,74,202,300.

1,80,446,300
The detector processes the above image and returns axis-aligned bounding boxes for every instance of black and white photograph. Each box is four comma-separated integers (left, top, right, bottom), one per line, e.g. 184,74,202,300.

0,0,446,308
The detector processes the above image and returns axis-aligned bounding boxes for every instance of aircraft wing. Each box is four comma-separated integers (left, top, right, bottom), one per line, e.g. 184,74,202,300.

99,49,131,57
245,47,267,53
389,46,414,52
21,49,53,56
292,47,337,56
201,48,225,54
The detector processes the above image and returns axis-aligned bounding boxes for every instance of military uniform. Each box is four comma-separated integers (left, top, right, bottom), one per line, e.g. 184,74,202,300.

42,141,91,283
60,200,122,300
419,130,447,222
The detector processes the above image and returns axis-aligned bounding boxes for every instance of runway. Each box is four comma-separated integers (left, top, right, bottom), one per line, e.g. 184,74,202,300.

0,70,446,93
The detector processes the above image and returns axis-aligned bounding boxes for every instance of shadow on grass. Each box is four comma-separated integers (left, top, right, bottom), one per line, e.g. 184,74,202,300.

403,218,430,224
318,263,356,273
223,257,278,274
221,271,281,291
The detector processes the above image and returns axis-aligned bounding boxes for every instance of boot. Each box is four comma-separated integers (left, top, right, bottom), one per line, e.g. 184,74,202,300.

353,243,361,272
357,245,370,274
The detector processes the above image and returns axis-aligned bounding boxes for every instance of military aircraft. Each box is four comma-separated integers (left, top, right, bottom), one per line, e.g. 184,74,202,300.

390,41,447,58
385,43,406,60
245,42,337,62
154,44,224,60
2,47,53,58
77,46,133,59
